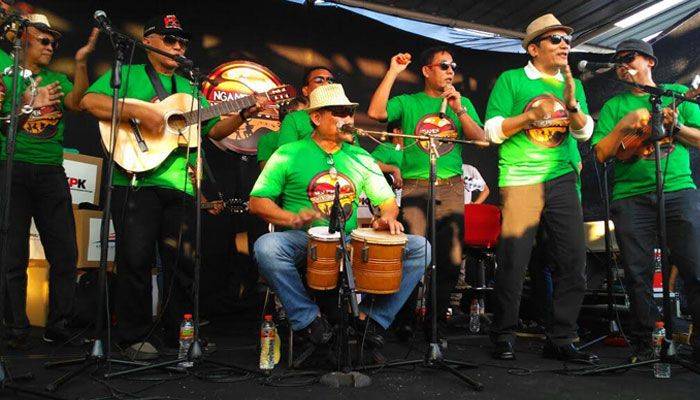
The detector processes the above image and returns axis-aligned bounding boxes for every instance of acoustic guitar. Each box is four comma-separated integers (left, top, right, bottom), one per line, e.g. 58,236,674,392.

99,85,293,173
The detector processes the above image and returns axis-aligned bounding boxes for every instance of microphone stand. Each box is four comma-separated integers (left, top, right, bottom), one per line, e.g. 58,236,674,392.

575,80,700,376
96,36,255,380
43,20,168,393
319,183,371,387
353,128,484,391
576,160,624,351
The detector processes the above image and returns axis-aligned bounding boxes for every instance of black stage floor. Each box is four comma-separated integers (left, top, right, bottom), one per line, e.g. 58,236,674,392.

2,315,698,400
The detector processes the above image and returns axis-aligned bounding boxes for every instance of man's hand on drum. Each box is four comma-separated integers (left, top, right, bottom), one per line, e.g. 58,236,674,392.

372,215,404,235
289,209,322,229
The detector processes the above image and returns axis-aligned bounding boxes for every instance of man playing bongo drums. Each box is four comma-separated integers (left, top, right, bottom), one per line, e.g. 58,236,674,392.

249,84,429,360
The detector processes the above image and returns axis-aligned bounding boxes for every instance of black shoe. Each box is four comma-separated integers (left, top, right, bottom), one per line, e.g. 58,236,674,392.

543,342,599,364
359,318,386,350
43,323,84,347
393,323,414,342
302,316,333,345
492,341,515,360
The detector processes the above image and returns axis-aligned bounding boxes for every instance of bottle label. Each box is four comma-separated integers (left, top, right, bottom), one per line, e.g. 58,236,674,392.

180,326,194,339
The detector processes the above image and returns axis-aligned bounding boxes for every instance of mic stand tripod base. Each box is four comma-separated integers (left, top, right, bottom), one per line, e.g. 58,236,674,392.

320,371,371,388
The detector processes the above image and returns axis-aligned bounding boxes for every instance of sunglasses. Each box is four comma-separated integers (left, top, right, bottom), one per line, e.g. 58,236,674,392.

36,37,59,49
612,51,638,65
535,34,572,46
428,61,457,71
310,75,336,85
159,34,189,48
323,106,355,118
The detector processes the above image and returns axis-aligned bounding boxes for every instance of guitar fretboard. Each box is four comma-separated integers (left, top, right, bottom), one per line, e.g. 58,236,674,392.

182,95,256,125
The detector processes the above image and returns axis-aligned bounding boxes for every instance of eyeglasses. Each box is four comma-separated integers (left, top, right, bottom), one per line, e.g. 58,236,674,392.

612,51,638,65
310,75,336,85
36,37,58,49
534,34,572,46
159,34,189,49
323,106,355,118
428,61,457,71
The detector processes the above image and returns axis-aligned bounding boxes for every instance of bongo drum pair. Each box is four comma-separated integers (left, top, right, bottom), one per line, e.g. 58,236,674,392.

306,226,406,294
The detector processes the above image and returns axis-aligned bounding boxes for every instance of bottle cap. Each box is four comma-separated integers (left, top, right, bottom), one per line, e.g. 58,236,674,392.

655,321,664,328
264,315,273,321
184,314,193,319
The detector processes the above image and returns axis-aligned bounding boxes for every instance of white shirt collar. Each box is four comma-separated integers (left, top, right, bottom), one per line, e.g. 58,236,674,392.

524,61,564,82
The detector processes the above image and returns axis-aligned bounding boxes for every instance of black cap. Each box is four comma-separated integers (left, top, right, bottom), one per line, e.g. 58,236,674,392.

143,14,190,39
614,39,657,65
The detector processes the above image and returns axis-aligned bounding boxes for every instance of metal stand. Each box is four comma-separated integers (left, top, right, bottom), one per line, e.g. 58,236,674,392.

42,25,150,393
101,62,255,380
354,131,484,391
577,160,623,350
577,85,700,376
319,183,371,388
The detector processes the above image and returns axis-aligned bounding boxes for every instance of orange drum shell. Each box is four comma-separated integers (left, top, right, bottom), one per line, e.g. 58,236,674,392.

306,238,340,290
351,239,404,294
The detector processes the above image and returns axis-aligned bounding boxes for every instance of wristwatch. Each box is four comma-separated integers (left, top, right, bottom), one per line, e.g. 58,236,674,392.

567,102,580,113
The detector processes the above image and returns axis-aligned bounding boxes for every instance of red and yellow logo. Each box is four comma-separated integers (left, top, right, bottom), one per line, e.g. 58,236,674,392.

22,105,62,139
307,171,356,221
523,95,569,148
414,114,458,156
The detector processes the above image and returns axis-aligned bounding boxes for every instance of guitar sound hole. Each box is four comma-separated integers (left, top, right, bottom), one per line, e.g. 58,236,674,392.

167,114,187,131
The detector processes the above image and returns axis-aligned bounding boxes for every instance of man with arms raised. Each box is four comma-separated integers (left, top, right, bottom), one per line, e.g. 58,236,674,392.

367,46,484,331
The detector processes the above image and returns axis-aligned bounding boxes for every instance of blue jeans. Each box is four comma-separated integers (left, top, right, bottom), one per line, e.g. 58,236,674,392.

254,230,430,330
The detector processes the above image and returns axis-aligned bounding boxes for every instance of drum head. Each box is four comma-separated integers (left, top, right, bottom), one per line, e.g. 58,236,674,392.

350,228,407,244
308,226,341,241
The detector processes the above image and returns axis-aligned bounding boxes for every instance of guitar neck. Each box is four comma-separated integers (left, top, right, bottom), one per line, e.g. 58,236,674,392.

183,95,257,125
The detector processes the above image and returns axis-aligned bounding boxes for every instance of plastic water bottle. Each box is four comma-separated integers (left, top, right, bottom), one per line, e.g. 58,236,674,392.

259,315,276,372
652,321,671,378
468,298,480,334
177,314,194,368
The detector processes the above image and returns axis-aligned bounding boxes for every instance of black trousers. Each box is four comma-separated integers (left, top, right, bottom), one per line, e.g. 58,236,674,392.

1,161,77,333
111,186,195,346
611,189,700,348
491,172,586,346
400,177,463,324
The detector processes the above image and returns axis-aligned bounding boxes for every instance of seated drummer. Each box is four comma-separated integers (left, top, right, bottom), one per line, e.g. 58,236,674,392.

249,84,430,353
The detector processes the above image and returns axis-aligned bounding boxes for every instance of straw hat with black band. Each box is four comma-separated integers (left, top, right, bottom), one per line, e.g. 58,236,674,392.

27,13,62,39
522,13,572,49
305,83,358,112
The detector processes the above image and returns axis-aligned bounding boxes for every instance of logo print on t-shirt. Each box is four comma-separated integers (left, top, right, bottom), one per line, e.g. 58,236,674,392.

307,171,356,221
21,105,63,139
414,114,458,156
523,95,569,148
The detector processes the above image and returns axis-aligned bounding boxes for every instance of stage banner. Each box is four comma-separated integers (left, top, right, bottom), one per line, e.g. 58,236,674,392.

202,61,294,155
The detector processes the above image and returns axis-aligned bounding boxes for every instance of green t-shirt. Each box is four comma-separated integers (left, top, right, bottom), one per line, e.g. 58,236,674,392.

0,49,11,69
257,131,279,163
591,83,700,201
387,92,482,179
250,137,395,233
485,67,590,187
86,64,219,196
0,67,73,165
370,142,403,168
277,110,313,147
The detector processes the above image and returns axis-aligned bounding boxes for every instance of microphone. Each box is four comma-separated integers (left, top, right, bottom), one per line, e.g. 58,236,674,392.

439,97,447,118
93,10,113,33
577,60,619,74
328,182,341,234
339,123,358,135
